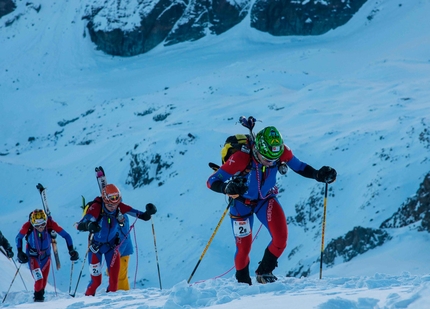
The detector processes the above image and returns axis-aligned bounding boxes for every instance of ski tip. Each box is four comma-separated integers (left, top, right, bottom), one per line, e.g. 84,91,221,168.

95,166,105,177
208,162,220,171
36,183,45,191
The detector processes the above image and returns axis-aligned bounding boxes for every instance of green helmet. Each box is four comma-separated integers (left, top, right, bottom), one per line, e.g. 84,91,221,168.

254,126,284,160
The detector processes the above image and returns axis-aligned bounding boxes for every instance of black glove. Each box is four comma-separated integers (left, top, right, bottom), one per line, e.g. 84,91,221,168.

69,249,79,261
5,247,14,259
138,211,151,221
17,249,28,264
146,203,157,215
77,221,88,232
315,166,337,183
88,222,101,233
224,178,248,196
77,221,101,233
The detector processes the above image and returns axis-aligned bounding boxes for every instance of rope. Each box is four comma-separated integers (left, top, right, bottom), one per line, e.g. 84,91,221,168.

252,155,275,200
192,223,263,285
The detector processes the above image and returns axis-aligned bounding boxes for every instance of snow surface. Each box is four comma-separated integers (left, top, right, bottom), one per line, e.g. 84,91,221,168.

1,0,430,308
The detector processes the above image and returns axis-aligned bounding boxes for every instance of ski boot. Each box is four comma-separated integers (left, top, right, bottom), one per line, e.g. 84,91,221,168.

255,248,278,284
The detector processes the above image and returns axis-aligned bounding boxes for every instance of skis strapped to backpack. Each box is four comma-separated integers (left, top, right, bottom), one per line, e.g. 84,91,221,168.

36,183,61,270
95,166,107,193
95,166,124,226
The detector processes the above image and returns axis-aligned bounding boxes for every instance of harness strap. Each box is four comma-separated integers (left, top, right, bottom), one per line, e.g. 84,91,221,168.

236,196,258,206
230,212,253,219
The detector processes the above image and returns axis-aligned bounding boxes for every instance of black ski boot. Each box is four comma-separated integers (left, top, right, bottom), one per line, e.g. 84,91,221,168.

235,263,252,285
255,248,278,284
33,289,45,302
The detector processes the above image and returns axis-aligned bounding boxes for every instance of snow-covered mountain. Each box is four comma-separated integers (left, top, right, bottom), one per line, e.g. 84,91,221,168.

1,0,430,307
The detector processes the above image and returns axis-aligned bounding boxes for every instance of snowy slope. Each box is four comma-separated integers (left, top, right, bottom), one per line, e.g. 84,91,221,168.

1,0,430,307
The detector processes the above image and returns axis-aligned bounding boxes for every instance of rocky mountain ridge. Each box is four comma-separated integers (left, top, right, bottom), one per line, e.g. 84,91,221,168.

1,0,367,56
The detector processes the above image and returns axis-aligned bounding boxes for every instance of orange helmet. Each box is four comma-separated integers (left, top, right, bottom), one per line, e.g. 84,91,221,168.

102,184,122,207
30,209,47,227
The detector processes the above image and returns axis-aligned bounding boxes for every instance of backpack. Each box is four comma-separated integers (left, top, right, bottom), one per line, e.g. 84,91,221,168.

221,134,251,164
81,197,119,224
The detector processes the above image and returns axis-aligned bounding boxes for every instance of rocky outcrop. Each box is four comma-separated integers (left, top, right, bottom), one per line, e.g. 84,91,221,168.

323,226,391,266
84,0,249,56
0,0,15,19
84,0,188,56
286,226,391,278
164,0,250,46
251,0,367,36
84,0,368,56
380,173,430,232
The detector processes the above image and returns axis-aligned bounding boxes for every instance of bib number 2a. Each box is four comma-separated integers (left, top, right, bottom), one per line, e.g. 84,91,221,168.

233,219,251,238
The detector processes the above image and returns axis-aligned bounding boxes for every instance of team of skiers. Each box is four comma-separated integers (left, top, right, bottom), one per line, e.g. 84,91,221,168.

1,122,337,302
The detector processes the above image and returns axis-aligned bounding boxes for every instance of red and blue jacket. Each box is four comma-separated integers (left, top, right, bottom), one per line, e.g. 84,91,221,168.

207,144,316,201
79,197,145,251
16,217,73,259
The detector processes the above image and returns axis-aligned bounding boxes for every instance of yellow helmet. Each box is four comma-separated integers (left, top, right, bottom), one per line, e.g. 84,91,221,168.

30,209,47,227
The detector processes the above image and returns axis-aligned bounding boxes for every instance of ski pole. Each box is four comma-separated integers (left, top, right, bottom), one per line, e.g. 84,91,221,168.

12,259,28,291
187,199,233,284
151,217,162,290
70,238,92,297
68,261,75,295
0,247,28,291
2,262,22,303
319,182,329,279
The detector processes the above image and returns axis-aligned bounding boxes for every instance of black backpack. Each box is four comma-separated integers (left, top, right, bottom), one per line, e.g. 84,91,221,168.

220,134,251,164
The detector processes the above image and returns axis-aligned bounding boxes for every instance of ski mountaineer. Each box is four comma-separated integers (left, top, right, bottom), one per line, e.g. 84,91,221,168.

207,126,337,285
16,209,79,302
0,230,14,258
76,183,157,296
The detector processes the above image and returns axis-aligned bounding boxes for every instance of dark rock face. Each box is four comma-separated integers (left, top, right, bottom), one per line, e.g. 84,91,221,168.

381,173,430,232
85,0,188,56
250,0,367,36
0,0,16,19
85,0,367,56
165,0,249,45
323,226,391,266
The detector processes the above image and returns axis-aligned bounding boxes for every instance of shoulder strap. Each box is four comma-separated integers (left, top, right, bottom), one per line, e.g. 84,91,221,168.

25,224,34,241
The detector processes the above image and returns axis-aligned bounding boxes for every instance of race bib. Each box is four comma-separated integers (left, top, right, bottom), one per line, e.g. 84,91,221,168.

233,219,251,238
32,268,43,281
89,263,102,276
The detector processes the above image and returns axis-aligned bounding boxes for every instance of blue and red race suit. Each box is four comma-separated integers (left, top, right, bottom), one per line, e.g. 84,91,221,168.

207,144,316,272
78,198,145,295
15,217,74,292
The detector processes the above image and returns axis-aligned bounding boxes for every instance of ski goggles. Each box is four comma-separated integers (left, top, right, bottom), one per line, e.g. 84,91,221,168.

257,152,279,165
106,193,120,203
34,221,47,229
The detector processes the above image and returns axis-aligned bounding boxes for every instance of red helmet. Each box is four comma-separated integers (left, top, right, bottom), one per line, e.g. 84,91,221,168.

102,184,122,207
